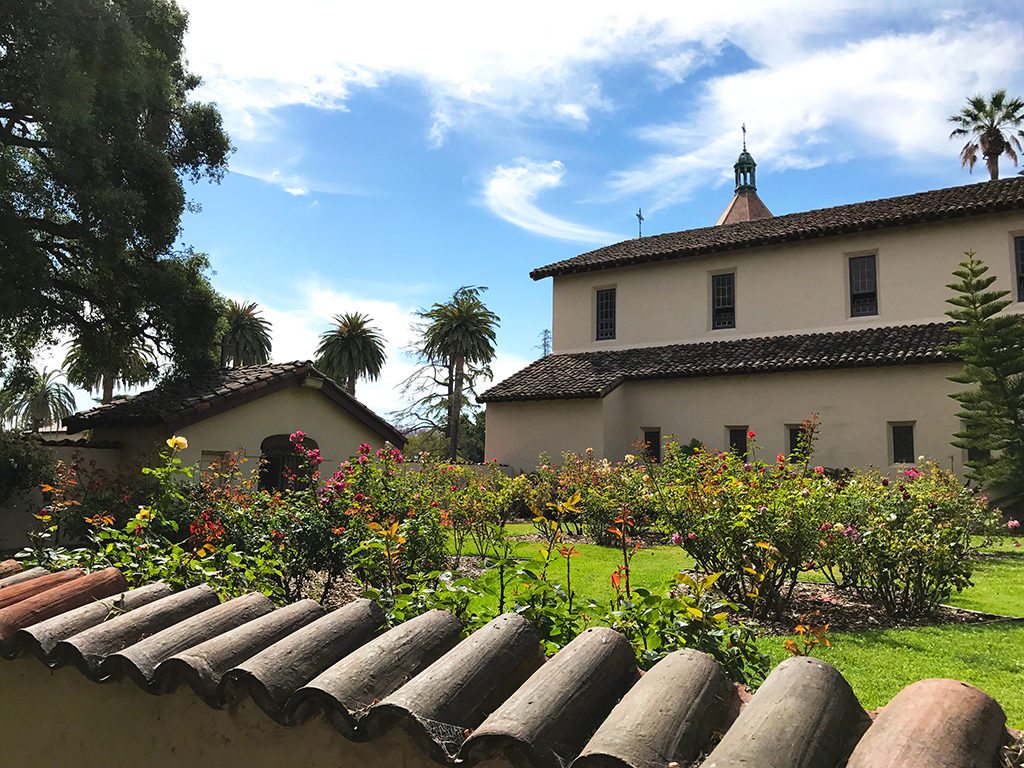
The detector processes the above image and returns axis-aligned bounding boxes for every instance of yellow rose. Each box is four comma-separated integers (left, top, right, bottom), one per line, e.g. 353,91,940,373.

166,436,188,451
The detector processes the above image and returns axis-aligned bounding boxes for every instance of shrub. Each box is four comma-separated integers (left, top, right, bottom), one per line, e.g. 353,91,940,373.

826,462,1001,617
530,451,659,545
654,440,833,617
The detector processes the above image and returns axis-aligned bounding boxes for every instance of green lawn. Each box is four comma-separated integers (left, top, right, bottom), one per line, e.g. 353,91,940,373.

460,529,1024,727
758,623,1024,729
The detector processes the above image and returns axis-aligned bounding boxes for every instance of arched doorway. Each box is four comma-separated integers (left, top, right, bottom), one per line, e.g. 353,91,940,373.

258,433,319,492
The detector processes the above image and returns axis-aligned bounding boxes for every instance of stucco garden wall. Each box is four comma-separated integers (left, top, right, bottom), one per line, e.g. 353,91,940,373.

0,657,442,768
486,363,967,474
551,211,1024,353
0,444,123,553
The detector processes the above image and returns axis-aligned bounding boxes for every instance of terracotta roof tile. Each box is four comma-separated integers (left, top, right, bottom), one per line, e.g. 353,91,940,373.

0,571,1015,767
62,360,406,447
479,322,957,402
532,177,1024,279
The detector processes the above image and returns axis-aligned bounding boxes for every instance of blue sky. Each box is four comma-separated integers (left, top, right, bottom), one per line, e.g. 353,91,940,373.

57,1,1024,420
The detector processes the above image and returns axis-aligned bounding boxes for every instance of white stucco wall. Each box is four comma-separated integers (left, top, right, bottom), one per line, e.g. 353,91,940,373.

551,211,1024,353
483,398,605,473
486,363,967,474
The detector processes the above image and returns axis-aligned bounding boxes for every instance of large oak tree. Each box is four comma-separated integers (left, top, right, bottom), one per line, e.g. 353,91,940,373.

0,0,231,376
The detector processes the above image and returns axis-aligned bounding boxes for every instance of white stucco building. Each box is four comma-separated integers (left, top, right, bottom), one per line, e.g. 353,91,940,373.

480,153,1024,473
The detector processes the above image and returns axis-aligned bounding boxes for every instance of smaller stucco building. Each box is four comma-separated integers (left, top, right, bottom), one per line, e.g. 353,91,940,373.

62,361,405,488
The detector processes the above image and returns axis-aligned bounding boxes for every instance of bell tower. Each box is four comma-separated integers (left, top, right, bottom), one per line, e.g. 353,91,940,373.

716,125,773,226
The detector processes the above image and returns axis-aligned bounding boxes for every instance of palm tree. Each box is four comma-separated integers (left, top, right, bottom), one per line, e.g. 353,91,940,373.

315,312,386,396
64,326,158,404
419,286,498,460
221,300,273,368
0,368,77,432
949,90,1024,180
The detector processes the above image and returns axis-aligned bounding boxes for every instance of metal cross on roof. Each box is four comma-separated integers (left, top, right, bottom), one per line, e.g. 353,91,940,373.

636,207,644,237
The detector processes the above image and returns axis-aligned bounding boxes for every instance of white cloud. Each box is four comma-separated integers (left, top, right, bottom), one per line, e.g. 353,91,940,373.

176,1,1024,197
606,22,1024,209
483,160,621,243
230,165,363,197
555,103,589,125
179,1,864,141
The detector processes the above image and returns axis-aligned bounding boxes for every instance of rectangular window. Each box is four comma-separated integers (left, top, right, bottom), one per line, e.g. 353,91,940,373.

596,288,616,340
712,273,736,329
891,423,915,464
728,427,748,457
849,254,878,316
1015,236,1024,302
642,429,661,463
788,425,802,455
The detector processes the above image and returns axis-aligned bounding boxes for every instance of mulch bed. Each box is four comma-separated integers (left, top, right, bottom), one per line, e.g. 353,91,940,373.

733,580,1013,635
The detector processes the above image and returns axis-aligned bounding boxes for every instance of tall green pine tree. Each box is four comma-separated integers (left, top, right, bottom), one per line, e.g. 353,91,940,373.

943,252,1024,503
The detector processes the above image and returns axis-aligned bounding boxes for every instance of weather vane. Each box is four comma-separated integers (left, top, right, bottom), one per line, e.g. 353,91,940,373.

636,207,644,238
742,122,747,151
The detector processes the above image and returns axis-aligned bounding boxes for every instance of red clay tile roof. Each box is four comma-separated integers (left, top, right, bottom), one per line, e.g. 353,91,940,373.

0,563,1015,768
479,322,957,403
716,188,774,226
531,177,1024,279
63,361,406,447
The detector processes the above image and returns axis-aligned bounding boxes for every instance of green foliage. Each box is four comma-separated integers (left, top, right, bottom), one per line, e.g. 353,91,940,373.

824,463,1001,617
64,326,158,405
403,286,499,460
314,312,386,395
0,431,55,504
530,450,660,545
0,0,231,374
943,253,1024,508
220,300,273,369
654,435,1000,619
23,441,282,598
0,367,76,431
948,90,1024,179
655,439,832,617
592,571,767,681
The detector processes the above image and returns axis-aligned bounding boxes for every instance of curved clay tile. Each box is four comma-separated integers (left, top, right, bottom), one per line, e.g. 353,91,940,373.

460,626,640,768
362,612,543,763
219,597,386,722
0,567,127,647
846,678,1007,768
99,592,274,688
699,656,870,768
0,565,46,588
287,608,463,733
0,568,83,609
9,582,172,660
573,648,740,768
152,598,324,706
51,583,221,678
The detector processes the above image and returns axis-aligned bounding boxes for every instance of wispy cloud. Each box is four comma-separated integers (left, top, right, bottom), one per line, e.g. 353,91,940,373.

483,160,621,243
606,22,1024,209
230,165,364,197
